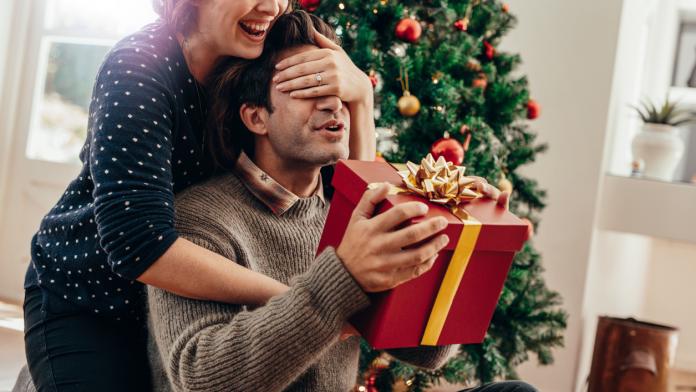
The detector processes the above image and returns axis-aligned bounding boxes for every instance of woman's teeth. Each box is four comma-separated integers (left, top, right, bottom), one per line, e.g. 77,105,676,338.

239,22,269,36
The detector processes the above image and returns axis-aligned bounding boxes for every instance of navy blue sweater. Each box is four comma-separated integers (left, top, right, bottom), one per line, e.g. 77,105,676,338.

25,21,215,318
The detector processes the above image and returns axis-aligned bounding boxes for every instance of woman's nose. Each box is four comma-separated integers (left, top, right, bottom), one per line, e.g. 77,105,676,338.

256,0,282,16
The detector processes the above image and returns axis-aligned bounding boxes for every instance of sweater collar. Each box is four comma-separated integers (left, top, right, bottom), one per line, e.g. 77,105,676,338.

234,152,325,216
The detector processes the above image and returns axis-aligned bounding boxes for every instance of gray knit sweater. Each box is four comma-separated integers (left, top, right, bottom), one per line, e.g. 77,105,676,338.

147,172,455,392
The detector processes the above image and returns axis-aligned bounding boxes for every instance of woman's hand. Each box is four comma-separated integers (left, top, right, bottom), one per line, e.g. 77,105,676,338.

273,29,372,103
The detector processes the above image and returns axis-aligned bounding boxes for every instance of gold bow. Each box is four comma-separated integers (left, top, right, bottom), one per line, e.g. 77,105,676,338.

396,154,481,220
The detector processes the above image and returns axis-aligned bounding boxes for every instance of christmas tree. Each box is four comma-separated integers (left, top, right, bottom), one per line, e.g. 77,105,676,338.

299,0,568,389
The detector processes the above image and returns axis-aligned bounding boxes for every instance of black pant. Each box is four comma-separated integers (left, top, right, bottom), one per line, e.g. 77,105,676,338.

23,287,151,392
462,381,538,392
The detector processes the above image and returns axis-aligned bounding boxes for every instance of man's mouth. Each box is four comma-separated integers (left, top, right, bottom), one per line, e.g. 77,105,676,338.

239,21,270,38
316,119,345,132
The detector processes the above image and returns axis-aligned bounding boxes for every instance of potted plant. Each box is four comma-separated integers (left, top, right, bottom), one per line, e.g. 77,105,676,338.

631,97,694,181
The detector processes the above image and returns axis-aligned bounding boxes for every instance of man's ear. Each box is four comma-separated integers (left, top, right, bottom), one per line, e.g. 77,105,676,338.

239,103,269,136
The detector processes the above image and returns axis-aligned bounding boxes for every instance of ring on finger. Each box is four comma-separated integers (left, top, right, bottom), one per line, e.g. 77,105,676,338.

315,73,323,86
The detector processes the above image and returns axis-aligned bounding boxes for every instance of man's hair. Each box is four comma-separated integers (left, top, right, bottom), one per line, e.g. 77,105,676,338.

206,10,340,172
152,0,199,36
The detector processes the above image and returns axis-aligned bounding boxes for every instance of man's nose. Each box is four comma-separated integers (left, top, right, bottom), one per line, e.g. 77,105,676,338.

316,96,343,113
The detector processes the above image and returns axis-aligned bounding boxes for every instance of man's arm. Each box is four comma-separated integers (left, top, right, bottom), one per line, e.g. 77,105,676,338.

148,243,370,392
385,345,458,370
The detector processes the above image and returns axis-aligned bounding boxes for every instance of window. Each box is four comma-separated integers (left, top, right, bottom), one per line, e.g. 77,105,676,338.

25,0,157,164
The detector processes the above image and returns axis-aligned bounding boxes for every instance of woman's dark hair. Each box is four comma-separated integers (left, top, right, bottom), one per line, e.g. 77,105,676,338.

206,10,339,172
151,0,199,36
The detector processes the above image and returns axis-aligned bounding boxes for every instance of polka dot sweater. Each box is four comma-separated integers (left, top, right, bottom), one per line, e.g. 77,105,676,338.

24,21,215,318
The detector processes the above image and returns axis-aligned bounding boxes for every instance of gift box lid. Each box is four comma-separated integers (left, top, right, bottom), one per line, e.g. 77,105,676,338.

333,159,529,252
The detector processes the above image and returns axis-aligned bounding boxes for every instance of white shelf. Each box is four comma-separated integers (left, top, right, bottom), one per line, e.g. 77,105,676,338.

597,174,696,244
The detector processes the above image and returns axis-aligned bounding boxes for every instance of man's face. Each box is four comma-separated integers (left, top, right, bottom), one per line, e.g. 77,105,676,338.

257,45,350,167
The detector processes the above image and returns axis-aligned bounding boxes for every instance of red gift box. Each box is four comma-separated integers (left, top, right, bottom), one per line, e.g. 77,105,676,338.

317,159,529,349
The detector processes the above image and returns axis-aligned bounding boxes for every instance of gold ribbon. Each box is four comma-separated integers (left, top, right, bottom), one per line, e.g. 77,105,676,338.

369,154,483,346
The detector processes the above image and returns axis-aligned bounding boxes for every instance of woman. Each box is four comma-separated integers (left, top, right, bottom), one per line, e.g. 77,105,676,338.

22,1,379,390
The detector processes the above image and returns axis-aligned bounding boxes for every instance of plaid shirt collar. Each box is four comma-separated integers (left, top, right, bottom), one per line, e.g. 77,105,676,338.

234,151,325,216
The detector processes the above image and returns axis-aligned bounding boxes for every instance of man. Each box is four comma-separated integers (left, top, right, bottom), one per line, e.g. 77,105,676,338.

147,11,537,392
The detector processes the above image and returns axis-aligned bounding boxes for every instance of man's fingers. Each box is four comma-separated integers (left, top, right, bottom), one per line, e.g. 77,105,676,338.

370,201,429,231
391,234,448,270
391,253,439,287
384,216,448,249
351,183,391,222
476,181,501,200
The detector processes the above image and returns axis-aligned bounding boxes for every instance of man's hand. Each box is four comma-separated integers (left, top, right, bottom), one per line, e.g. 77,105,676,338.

336,184,450,293
340,323,360,341
470,176,510,210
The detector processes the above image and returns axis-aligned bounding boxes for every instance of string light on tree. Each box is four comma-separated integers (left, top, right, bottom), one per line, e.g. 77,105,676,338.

397,67,420,117
431,71,444,84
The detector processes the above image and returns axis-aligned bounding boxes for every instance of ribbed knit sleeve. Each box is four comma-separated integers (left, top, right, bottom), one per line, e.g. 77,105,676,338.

385,344,457,370
88,42,179,280
147,247,370,392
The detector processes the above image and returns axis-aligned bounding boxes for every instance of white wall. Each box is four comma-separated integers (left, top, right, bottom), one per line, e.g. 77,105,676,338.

0,2,12,87
502,1,624,390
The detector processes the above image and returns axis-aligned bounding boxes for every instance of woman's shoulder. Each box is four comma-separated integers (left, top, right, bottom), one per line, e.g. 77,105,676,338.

98,21,186,85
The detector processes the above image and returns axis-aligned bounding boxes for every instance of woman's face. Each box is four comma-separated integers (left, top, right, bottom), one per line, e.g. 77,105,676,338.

196,0,288,59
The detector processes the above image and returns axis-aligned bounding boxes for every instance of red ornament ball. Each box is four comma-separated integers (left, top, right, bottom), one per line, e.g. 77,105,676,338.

454,18,469,31
430,136,465,166
395,18,422,43
298,0,320,11
483,41,495,60
527,99,541,120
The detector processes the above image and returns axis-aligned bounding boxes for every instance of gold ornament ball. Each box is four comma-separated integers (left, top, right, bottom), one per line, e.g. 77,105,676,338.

398,92,421,117
498,177,513,194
